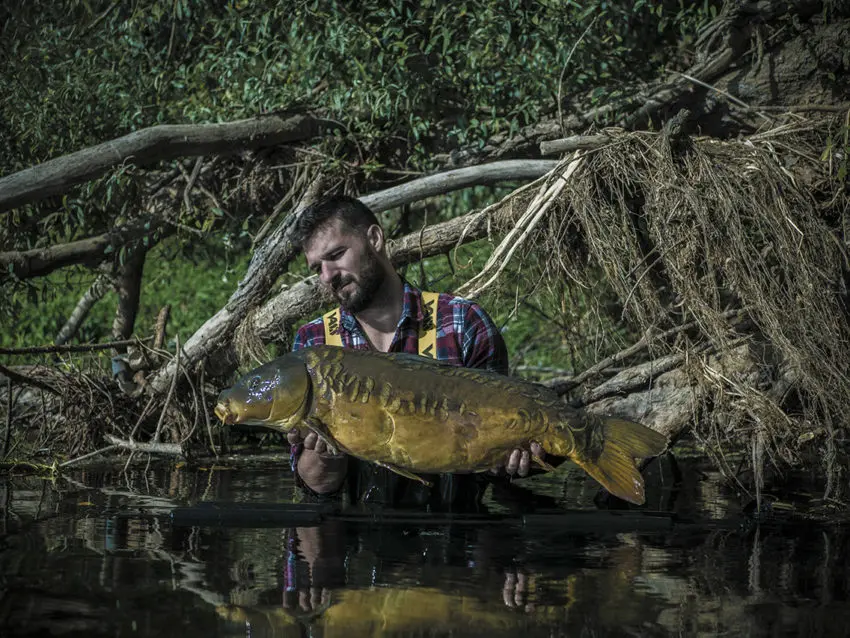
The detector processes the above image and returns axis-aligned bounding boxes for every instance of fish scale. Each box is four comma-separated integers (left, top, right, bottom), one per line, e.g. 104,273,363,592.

215,345,668,505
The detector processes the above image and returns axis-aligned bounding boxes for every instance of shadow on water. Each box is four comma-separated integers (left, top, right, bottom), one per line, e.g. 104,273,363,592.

0,456,848,637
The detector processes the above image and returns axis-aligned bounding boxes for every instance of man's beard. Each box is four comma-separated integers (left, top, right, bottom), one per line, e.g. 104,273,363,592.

331,250,385,314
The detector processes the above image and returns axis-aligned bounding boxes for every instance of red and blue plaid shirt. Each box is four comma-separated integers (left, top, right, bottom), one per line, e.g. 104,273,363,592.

292,282,508,374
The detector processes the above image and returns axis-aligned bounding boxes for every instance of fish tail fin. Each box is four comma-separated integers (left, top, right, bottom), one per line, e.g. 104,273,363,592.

572,417,668,506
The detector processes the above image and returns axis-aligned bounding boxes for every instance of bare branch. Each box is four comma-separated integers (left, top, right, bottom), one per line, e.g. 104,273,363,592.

360,160,558,212
540,135,611,156
0,338,151,356
104,434,183,456
54,272,115,345
0,114,320,213
0,219,166,282
59,445,120,467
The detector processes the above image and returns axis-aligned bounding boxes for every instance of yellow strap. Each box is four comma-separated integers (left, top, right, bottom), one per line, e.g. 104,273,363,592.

323,291,438,354
418,291,439,358
322,307,343,347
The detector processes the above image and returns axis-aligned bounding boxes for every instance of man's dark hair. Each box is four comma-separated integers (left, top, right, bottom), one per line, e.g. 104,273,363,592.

293,195,380,247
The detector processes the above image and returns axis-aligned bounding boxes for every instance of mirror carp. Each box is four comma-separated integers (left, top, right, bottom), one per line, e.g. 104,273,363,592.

215,346,667,504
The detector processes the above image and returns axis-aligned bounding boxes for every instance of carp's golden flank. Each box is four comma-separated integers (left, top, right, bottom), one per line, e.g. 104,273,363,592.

215,346,667,504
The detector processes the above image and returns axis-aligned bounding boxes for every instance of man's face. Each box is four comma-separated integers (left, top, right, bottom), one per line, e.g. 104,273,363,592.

304,218,385,314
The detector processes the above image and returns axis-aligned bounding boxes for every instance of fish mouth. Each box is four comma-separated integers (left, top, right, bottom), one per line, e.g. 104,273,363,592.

214,401,234,424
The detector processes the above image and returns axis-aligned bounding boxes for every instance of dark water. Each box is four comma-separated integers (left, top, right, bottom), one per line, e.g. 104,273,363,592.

1,455,848,638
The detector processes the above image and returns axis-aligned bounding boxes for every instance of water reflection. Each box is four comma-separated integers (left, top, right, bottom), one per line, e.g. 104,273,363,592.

0,461,848,637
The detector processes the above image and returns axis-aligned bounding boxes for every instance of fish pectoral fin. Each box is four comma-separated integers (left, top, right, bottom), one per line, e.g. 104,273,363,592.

374,461,433,487
532,455,558,473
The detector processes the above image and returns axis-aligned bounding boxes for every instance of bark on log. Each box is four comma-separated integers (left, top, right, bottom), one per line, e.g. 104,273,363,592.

539,135,611,156
111,245,147,348
103,434,183,456
54,273,114,345
360,160,558,211
0,114,320,214
0,219,166,282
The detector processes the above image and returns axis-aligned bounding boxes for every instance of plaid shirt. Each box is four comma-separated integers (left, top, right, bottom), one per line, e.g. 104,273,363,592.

292,282,508,374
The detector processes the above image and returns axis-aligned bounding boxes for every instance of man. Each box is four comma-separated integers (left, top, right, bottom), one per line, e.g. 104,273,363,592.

287,194,545,507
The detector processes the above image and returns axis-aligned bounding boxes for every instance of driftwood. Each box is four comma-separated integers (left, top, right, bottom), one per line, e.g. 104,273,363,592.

0,113,320,213
539,135,611,156
103,434,182,456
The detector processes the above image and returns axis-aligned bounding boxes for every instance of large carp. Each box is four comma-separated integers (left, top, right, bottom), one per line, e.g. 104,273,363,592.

215,346,667,504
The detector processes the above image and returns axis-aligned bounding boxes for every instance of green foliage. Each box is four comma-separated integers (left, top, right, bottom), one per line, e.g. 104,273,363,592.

0,0,719,366
1,1,720,224
0,237,250,351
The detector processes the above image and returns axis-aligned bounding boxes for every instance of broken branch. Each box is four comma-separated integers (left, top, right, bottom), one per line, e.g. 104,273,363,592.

104,434,183,456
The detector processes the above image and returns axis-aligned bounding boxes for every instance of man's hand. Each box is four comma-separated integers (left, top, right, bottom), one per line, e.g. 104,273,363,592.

284,524,345,613
503,569,536,612
502,442,546,477
288,428,340,457
288,428,348,494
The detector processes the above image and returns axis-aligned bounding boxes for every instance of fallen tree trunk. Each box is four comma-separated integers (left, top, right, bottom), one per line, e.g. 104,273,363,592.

361,160,557,212
0,113,321,214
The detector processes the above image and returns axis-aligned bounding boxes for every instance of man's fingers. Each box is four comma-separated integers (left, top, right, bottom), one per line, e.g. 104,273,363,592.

514,572,528,607
503,571,531,610
287,428,303,446
530,441,545,459
502,572,517,607
303,431,319,450
517,450,531,477
505,449,521,475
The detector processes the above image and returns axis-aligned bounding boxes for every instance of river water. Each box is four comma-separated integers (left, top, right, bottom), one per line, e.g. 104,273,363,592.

0,453,847,637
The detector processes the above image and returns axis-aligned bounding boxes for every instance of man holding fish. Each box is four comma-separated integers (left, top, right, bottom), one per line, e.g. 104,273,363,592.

286,194,547,506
